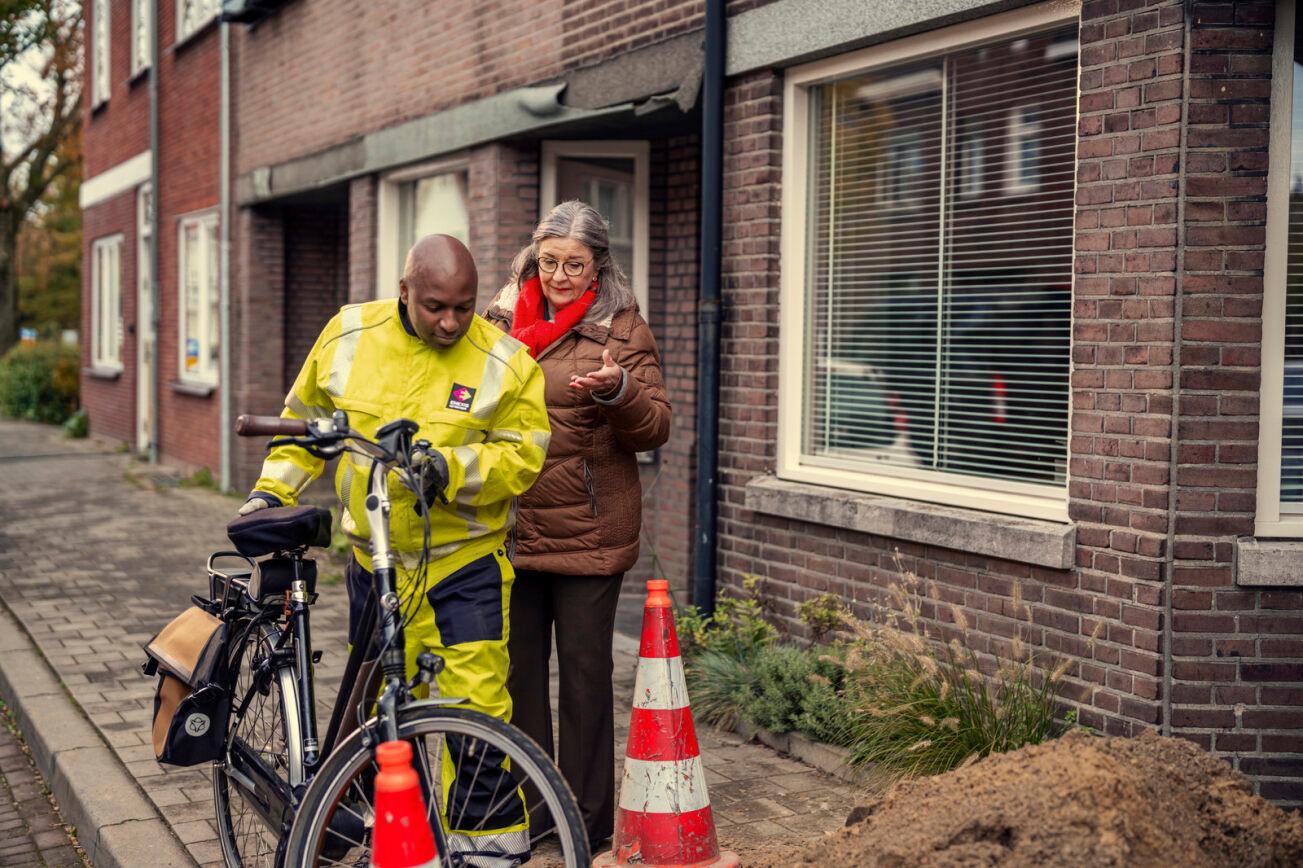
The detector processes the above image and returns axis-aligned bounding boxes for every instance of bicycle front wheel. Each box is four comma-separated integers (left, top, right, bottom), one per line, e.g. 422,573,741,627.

285,704,590,868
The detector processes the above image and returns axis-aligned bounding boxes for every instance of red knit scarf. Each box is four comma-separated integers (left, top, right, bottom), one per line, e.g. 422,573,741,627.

509,276,597,357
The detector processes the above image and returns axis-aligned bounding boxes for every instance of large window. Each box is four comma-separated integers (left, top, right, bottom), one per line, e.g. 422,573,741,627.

779,4,1079,521
132,0,152,76
1257,0,1303,535
376,163,470,298
91,0,110,107
91,235,123,371
177,213,219,386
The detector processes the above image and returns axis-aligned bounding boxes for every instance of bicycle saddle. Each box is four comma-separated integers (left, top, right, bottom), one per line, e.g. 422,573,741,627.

226,506,332,557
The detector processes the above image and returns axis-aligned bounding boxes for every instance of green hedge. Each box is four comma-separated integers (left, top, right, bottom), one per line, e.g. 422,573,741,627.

0,342,80,424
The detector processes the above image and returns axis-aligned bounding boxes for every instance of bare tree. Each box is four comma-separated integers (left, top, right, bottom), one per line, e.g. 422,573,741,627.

0,0,80,355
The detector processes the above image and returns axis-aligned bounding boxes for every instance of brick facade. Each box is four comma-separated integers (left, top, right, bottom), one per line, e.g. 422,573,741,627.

85,0,1303,807
81,0,222,472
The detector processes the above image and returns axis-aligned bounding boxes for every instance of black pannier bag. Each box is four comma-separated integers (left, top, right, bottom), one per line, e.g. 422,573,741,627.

142,606,230,766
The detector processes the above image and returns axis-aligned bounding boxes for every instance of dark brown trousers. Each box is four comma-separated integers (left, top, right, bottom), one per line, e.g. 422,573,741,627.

507,568,623,846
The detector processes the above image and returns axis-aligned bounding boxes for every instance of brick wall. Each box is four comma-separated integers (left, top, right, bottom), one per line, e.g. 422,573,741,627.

82,0,150,177
467,142,540,309
153,15,222,473
80,191,140,444
82,0,222,474
232,207,287,490
630,135,700,591
1172,0,1302,806
233,0,710,175
283,204,349,387
348,177,378,304
1068,0,1187,734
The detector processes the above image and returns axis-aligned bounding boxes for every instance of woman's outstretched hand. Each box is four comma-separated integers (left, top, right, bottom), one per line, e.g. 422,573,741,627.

570,349,623,398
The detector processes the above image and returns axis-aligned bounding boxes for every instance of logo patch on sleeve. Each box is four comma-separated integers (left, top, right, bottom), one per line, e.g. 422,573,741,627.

447,384,476,412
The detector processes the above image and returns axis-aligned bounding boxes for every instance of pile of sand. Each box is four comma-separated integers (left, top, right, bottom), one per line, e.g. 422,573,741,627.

769,730,1303,867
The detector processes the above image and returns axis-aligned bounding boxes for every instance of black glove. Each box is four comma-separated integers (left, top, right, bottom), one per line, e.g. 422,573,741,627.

413,449,450,515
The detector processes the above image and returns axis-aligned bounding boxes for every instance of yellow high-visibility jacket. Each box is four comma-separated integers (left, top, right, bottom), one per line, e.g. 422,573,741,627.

252,299,550,571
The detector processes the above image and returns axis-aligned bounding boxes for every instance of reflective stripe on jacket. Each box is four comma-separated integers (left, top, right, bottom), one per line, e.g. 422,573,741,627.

252,299,550,569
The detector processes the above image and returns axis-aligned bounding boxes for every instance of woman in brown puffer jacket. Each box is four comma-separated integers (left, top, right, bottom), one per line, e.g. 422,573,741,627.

484,199,671,849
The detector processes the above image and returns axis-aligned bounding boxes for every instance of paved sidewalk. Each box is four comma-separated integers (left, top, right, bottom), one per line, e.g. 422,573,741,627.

0,702,88,867
0,418,859,866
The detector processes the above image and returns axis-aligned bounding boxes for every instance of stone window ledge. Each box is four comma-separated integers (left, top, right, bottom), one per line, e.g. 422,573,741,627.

1235,538,1303,588
169,380,215,398
744,476,1075,570
83,366,122,381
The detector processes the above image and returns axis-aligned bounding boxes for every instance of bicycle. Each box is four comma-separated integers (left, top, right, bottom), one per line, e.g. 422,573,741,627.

203,410,588,867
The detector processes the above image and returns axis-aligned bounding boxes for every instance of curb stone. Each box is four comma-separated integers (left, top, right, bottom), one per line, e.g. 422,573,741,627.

0,603,196,867
734,718,875,789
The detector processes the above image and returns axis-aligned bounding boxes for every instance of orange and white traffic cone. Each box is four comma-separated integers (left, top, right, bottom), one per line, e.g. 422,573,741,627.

594,580,740,867
372,740,439,868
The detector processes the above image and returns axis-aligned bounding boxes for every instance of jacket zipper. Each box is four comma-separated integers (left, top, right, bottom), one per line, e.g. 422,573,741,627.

582,460,598,517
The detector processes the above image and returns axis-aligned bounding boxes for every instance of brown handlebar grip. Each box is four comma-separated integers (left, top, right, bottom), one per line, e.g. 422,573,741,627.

235,415,308,437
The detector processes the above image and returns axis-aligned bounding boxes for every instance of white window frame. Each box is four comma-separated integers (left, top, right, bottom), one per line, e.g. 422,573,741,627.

540,140,651,316
91,0,110,108
1255,0,1299,536
1005,106,1044,195
777,0,1080,523
176,211,220,386
131,0,152,77
375,158,471,300
90,234,124,372
175,0,219,46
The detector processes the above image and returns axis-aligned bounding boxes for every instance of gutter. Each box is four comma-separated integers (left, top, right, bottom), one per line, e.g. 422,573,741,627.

692,0,725,616
148,0,160,464
219,20,232,490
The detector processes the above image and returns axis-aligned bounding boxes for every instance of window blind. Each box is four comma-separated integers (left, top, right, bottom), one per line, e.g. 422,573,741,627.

1280,20,1303,506
803,25,1078,489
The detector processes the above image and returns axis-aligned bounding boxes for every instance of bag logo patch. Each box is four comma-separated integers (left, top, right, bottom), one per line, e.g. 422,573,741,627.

447,384,476,412
185,713,211,737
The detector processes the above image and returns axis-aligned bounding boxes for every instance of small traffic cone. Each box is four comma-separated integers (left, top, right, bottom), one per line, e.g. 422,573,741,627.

594,580,740,867
372,740,439,868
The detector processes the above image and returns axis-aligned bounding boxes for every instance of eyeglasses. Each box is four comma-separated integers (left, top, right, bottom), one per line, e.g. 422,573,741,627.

537,255,591,278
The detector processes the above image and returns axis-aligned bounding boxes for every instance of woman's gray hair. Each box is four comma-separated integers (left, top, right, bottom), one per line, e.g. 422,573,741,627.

506,200,638,323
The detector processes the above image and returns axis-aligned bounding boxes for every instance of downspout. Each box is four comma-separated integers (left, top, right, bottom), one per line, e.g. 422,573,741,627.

219,19,232,490
148,0,160,464
692,0,725,616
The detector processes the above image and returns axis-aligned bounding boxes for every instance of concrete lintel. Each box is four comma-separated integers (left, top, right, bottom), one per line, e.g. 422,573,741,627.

727,0,1038,75
744,476,1075,570
1235,538,1303,588
239,84,642,205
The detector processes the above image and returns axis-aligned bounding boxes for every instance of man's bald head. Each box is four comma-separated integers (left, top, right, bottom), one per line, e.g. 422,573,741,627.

399,235,479,350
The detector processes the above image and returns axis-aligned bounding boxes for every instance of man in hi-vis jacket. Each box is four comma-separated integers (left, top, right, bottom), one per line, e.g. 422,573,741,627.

240,234,550,860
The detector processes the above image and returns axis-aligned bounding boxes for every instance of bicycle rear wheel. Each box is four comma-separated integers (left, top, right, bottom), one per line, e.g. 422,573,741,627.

285,704,590,867
214,621,304,867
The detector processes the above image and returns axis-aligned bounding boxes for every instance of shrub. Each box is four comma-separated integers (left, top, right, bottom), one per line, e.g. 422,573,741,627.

0,342,79,424
676,574,777,663
839,575,1079,781
61,408,88,438
794,648,857,748
685,650,753,731
739,644,819,734
799,592,849,643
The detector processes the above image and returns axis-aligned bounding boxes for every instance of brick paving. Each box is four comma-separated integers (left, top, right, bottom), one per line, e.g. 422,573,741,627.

0,418,860,865
0,702,89,867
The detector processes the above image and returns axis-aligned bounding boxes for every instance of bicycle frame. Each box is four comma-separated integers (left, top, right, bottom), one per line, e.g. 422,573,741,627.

221,416,462,865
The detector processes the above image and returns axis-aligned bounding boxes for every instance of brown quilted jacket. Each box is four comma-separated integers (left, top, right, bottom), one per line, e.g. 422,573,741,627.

484,285,671,575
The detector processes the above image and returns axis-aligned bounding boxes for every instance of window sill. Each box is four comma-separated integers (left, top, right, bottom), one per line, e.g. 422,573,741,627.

129,66,150,87
1234,538,1303,588
744,475,1075,569
169,379,216,397
84,366,123,381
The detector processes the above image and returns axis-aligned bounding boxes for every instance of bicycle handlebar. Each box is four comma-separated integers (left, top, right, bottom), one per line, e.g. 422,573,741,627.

235,415,309,437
